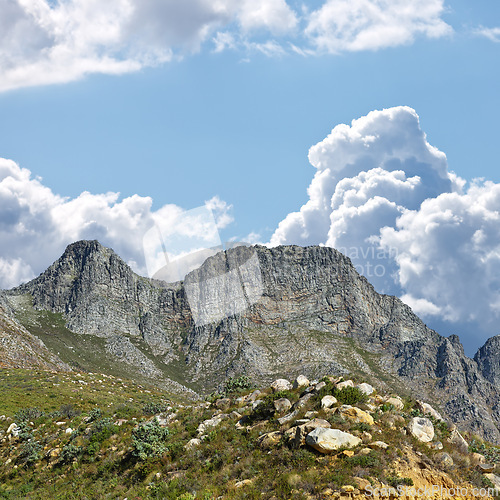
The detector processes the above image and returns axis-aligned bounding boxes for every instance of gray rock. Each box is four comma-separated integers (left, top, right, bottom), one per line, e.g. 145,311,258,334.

416,401,443,421
483,473,500,489
408,417,434,442
271,379,292,392
447,427,469,454
321,395,337,409
435,452,454,468
293,375,310,389
185,438,201,450
273,398,292,413
306,428,361,453
478,464,495,473
357,383,374,395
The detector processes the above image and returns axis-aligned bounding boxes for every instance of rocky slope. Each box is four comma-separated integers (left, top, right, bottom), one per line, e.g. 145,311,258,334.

1,371,500,499
4,241,500,442
0,290,69,371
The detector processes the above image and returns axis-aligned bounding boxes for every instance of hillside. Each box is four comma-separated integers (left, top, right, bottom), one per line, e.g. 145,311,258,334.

3,240,500,443
0,371,499,499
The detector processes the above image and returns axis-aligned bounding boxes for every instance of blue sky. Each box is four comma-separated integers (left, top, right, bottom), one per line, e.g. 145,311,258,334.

0,0,499,354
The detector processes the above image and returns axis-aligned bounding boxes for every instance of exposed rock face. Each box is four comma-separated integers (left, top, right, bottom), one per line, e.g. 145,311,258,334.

0,292,69,371
5,240,500,442
475,335,500,387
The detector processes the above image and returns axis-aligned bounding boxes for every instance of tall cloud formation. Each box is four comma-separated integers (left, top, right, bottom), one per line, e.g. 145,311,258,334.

271,106,500,346
0,0,451,92
0,157,233,289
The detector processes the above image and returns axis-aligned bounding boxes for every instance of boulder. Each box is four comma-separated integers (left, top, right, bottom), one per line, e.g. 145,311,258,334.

408,417,434,443
478,464,495,473
416,401,443,421
321,395,337,409
447,427,469,454
357,383,374,395
215,398,231,411
435,452,454,468
336,380,354,390
286,418,331,449
197,415,224,435
293,375,310,389
248,390,261,402
277,410,299,425
483,474,500,489
305,428,361,453
273,398,292,414
353,477,371,492
271,379,292,392
339,405,374,426
185,438,201,450
293,393,314,410
385,396,404,411
257,431,283,449
471,453,486,465
314,381,327,392
369,441,389,450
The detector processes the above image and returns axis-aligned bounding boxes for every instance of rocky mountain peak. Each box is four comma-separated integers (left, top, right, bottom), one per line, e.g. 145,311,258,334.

4,240,500,442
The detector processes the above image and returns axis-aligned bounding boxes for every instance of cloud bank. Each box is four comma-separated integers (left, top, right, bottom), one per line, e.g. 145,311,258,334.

0,157,232,288
271,106,500,342
0,0,451,92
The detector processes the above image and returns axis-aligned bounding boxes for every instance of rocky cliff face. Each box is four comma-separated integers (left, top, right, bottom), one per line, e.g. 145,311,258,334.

5,241,500,442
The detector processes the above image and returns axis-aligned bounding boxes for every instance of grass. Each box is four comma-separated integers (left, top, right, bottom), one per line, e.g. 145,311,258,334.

0,365,496,499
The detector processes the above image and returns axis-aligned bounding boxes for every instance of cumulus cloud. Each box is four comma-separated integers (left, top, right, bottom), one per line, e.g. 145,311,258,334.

271,107,461,293
380,181,500,330
0,157,233,288
0,0,452,92
270,105,500,344
305,0,452,53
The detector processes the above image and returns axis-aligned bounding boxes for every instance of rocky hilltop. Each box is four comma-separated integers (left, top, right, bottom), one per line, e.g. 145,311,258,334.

4,241,500,442
1,370,500,499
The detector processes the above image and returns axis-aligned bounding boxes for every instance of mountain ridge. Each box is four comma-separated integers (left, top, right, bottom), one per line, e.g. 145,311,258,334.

3,240,500,442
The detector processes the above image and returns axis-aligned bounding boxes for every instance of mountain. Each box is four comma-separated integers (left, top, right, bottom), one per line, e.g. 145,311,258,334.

4,240,500,442
0,290,69,371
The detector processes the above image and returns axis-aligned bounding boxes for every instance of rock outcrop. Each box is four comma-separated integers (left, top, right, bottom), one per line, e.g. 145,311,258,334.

0,292,69,371
4,241,500,442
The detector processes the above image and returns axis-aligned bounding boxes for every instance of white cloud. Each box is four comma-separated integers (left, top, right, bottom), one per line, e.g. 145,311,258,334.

305,0,452,53
270,105,500,341
0,157,233,288
271,106,458,245
379,181,500,329
237,0,298,34
474,26,500,43
0,0,453,92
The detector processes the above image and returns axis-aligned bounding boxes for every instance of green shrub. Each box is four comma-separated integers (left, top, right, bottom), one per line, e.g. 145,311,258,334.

88,418,118,445
381,403,395,413
386,476,414,487
59,404,81,419
87,407,103,422
132,419,170,460
333,386,368,406
60,443,83,464
18,440,41,466
224,375,253,395
251,390,293,421
14,407,45,423
142,402,170,415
